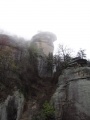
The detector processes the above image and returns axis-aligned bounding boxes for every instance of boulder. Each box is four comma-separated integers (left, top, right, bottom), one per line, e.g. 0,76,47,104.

51,67,90,120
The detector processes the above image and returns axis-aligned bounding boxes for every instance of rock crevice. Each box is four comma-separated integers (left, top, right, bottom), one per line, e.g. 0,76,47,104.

0,91,24,120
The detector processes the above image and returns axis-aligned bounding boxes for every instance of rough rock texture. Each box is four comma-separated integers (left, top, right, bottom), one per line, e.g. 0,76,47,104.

0,91,24,120
30,32,57,56
20,100,39,120
51,67,90,120
38,56,53,77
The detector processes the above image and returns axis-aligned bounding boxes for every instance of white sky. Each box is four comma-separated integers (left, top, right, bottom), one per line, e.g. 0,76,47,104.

0,0,90,58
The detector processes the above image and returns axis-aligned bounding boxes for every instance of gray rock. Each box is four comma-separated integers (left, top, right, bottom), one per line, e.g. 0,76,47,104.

0,91,24,120
51,67,90,120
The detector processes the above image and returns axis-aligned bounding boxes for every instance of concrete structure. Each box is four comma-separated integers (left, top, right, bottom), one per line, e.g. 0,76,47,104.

30,32,57,56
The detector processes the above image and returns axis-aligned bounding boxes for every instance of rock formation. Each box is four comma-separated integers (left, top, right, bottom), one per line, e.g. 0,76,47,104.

68,57,87,67
30,32,57,77
0,34,27,120
0,33,55,120
2,33,90,120
51,67,90,120
0,91,24,120
30,32,57,56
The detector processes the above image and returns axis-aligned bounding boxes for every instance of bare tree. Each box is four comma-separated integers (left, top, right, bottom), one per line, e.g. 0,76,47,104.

53,44,73,74
57,44,72,62
77,49,86,59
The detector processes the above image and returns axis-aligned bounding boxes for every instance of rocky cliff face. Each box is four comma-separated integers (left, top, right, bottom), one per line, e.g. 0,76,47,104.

0,91,24,120
30,32,57,56
51,67,90,120
0,33,55,120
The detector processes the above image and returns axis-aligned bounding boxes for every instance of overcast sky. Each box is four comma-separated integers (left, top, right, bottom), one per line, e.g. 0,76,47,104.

0,0,90,58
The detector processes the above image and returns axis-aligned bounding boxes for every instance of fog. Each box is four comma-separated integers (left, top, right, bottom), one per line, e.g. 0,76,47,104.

0,0,90,58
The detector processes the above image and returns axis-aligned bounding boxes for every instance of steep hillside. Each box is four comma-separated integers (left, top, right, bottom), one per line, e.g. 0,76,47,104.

0,34,58,120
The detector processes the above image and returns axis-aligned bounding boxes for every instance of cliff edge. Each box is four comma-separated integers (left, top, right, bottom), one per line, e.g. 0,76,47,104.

51,67,90,120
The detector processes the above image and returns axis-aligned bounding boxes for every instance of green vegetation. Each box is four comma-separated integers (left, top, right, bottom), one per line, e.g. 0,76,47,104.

0,47,18,84
32,101,55,120
0,33,88,117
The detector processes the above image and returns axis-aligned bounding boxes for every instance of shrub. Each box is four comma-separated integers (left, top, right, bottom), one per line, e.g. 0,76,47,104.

32,101,55,120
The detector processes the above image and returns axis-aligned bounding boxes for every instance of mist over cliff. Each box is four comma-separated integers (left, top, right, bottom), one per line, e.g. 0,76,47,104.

0,32,90,120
